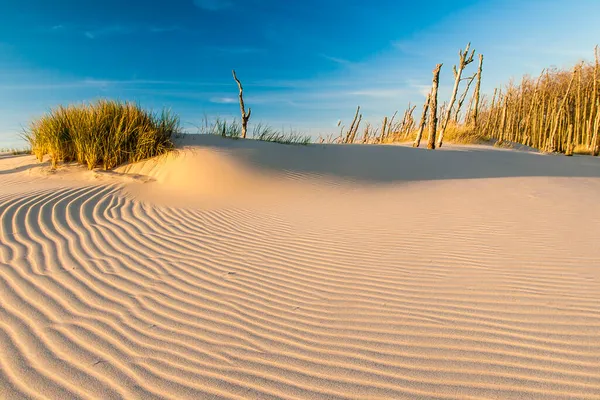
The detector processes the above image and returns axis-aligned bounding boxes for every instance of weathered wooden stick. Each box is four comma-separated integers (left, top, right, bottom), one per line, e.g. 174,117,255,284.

548,67,576,152
401,105,416,140
438,43,475,148
362,123,372,144
565,123,574,156
592,101,600,156
232,70,251,139
574,63,583,146
386,110,398,142
498,94,508,145
483,88,498,137
380,116,388,143
427,64,443,150
344,106,361,143
414,93,430,148
348,113,362,144
590,46,599,149
524,71,544,145
471,54,484,128
454,73,476,122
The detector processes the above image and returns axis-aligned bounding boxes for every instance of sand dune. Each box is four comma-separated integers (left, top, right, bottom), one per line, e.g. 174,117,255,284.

1,135,599,399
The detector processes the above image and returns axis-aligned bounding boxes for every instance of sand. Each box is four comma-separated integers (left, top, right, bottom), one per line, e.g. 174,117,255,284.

1,135,599,399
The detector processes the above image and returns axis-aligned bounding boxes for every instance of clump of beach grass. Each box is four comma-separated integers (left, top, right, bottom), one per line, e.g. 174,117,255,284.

194,116,242,138
438,122,489,144
252,123,311,145
0,147,31,156
198,117,311,145
24,100,179,170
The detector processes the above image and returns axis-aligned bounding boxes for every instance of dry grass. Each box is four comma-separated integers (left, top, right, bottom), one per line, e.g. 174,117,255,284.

439,122,488,144
196,117,242,138
478,47,599,155
573,144,594,155
333,45,599,156
328,119,486,146
24,100,179,170
196,117,311,145
0,147,31,156
252,124,311,145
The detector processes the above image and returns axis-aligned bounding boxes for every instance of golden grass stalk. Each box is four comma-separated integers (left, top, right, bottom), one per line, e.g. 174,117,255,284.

26,100,179,170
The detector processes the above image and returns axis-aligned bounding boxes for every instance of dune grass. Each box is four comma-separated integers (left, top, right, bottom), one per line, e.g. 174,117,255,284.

0,147,31,156
196,117,243,139
252,123,311,145
332,45,599,155
196,117,311,145
437,122,489,144
478,51,600,155
24,100,180,170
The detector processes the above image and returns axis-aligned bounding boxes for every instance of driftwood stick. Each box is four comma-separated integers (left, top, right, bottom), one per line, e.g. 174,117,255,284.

427,64,443,150
232,70,251,139
437,43,475,147
454,73,476,122
414,94,430,148
471,54,484,128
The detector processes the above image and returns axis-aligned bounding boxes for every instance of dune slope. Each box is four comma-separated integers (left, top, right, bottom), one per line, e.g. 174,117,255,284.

1,136,599,399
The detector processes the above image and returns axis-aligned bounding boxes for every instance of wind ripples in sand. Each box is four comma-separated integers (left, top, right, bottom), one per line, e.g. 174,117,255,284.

1,143,599,399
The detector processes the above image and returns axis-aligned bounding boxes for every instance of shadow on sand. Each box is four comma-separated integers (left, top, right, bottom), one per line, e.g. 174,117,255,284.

0,162,41,175
176,134,600,184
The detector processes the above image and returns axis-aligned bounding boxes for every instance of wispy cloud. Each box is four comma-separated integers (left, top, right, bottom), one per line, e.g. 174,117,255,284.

320,54,353,65
193,0,233,11
209,97,237,104
406,80,431,97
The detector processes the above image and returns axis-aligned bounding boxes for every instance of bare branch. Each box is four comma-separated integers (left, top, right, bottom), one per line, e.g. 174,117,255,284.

232,69,251,139
427,63,443,150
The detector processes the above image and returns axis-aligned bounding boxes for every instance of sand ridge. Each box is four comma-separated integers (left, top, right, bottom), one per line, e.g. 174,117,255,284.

0,135,599,399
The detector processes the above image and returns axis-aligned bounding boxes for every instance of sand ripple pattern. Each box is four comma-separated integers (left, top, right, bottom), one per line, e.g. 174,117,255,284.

1,177,600,399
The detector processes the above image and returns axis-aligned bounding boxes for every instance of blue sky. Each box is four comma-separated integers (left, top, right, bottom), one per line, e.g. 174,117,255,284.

1,0,600,146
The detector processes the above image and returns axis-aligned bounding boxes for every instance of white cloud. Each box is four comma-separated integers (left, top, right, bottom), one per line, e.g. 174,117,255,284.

320,54,352,65
209,97,237,104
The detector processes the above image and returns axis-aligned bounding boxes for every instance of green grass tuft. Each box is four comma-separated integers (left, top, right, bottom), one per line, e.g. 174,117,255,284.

195,117,242,139
253,123,311,145
24,100,179,170
196,117,311,145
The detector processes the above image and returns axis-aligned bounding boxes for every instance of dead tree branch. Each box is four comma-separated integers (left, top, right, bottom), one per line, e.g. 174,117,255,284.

437,43,475,147
414,94,430,147
427,64,443,150
232,70,251,139
454,73,477,122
